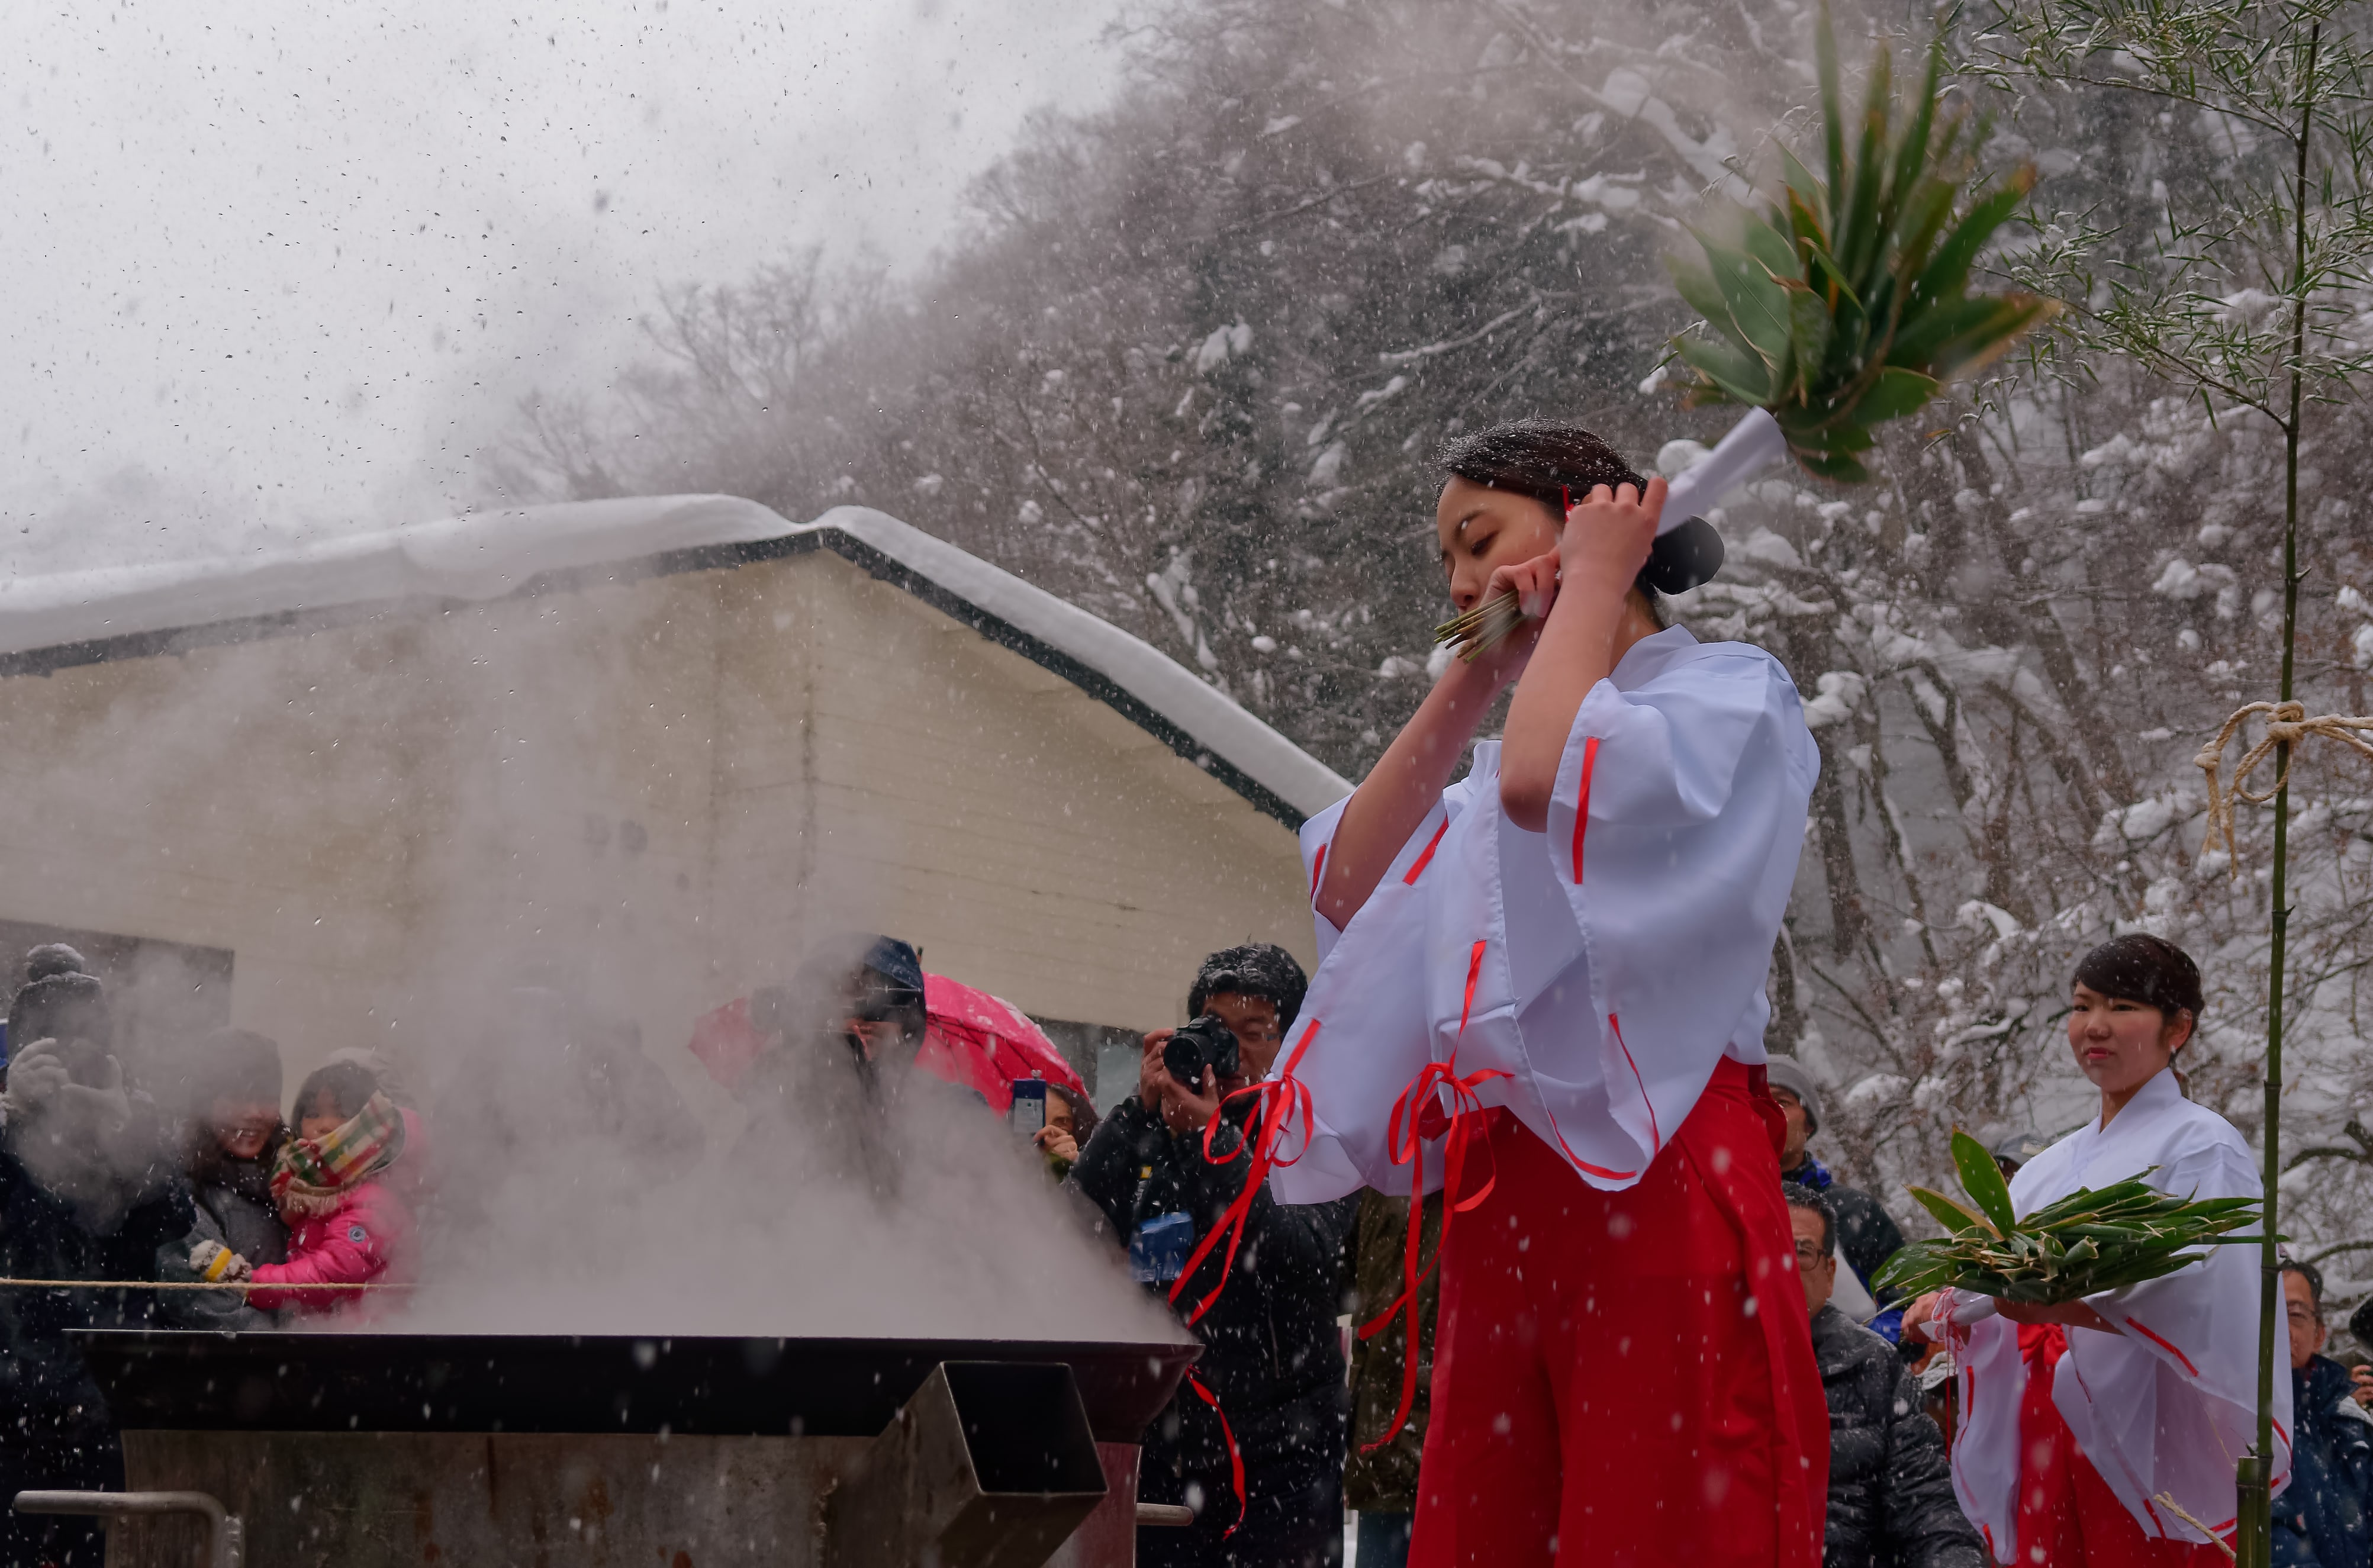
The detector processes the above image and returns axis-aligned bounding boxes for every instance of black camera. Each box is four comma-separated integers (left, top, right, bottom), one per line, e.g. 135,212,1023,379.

1164,1013,1241,1088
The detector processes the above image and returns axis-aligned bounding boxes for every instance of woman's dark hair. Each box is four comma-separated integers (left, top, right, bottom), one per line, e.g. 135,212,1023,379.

2073,934,2205,1028
1189,943,1309,1030
292,1060,381,1125
1437,420,1719,610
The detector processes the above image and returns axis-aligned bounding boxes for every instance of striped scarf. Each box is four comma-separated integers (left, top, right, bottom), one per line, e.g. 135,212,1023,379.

271,1091,405,1219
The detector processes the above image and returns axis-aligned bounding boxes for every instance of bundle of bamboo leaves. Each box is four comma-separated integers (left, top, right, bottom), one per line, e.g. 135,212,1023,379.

1667,14,2058,482
1434,16,2054,664
1872,1129,2262,1305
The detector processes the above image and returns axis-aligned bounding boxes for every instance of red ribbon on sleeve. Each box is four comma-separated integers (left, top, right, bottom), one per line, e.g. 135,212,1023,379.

1357,939,1509,1451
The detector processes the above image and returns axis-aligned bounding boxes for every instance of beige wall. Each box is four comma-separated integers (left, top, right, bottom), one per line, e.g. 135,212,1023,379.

0,549,1315,1100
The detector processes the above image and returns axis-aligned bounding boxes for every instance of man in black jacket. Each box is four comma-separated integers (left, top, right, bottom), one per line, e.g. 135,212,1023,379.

2273,1261,2372,1566
1770,1055,1908,1337
1787,1184,1982,1568
1070,945,1357,1568
0,951,193,1568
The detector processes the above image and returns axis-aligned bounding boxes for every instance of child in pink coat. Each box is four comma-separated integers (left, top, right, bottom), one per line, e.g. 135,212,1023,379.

192,1059,413,1317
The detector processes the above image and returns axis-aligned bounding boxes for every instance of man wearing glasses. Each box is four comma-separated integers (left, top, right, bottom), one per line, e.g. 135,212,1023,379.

1786,1183,1982,1568
2273,1261,2373,1567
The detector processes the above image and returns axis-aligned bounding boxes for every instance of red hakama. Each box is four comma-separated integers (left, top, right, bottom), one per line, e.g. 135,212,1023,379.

1411,1062,1827,1567
2009,1325,2226,1567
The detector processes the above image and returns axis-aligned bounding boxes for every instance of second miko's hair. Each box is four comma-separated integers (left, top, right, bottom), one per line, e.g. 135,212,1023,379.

2073,933,2205,1024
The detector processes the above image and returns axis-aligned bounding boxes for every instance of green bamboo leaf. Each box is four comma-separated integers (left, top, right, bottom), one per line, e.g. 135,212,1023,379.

1887,294,2007,366
1886,40,1944,237
1779,413,1878,455
1705,242,1796,371
1739,212,1804,288
1841,366,1940,425
1779,147,1831,252
1904,1184,1994,1235
1674,337,1775,407
1815,3,1845,223
1794,203,1852,288
1911,169,2034,309
1785,289,1833,403
2030,1177,2158,1218
1888,178,1960,297
1666,252,1732,332
1836,46,1892,287
1794,449,1870,483
1927,295,2060,381
1952,1126,2019,1234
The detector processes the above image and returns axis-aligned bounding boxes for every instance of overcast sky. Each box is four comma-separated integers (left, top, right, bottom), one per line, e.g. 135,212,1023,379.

4,0,1124,576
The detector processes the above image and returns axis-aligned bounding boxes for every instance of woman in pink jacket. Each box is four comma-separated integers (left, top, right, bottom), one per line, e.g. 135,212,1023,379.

189,1058,412,1317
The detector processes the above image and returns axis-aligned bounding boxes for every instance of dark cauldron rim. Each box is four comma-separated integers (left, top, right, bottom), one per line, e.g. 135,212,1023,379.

75,1330,1201,1444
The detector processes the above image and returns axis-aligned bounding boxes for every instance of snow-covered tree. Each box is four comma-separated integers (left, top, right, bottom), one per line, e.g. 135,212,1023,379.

487,0,2373,1337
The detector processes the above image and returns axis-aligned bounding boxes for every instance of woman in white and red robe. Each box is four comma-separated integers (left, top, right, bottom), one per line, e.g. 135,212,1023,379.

1260,423,1827,1566
1908,934,2287,1566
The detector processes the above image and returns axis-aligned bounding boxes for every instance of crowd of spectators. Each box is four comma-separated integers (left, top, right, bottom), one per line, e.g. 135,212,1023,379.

7,929,2373,1568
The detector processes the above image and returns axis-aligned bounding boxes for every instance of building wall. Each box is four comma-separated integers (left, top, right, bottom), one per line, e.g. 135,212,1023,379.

0,549,1317,1105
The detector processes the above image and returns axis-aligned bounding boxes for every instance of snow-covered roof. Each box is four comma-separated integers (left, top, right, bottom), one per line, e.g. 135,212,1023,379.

0,495,1353,826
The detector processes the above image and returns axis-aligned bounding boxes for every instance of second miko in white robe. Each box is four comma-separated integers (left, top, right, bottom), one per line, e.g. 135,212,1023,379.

1946,1065,2287,1563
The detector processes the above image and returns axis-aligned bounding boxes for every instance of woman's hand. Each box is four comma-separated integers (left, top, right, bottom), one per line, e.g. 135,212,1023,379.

1496,476,1669,833
1902,1292,1950,1343
1556,480,1663,599
1483,549,1562,623
1033,1125,1080,1164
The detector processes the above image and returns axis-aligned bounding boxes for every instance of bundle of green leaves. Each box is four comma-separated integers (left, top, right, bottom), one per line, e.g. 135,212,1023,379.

1872,1129,2262,1305
1667,12,2058,482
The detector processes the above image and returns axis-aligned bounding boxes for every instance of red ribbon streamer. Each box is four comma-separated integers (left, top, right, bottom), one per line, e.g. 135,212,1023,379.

1180,1367,1247,1538
1356,939,1508,1452
1167,1018,1322,1326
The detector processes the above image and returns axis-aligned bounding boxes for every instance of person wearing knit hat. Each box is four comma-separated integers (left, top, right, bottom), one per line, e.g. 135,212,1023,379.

0,947,195,1568
1765,1054,1908,1337
1764,1054,1824,1138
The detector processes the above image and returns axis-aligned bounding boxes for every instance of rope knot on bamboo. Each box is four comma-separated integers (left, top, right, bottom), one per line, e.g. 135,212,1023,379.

2195,701,2373,875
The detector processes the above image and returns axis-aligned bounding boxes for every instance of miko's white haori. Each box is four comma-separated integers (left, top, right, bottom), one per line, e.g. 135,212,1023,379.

1265,624,1818,1205
1947,1067,2289,1562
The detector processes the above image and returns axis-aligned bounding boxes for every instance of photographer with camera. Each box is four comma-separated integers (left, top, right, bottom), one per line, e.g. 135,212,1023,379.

0,945,193,1568
1069,944,1358,1568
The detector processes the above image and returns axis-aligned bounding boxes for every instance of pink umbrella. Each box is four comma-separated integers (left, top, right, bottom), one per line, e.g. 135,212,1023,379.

685,975,1084,1113
914,974,1086,1113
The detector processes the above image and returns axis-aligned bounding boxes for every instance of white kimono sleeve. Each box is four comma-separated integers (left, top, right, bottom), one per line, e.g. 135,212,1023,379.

2062,1141,2290,1541
1524,648,1816,1165
1950,1305,2027,1564
1270,785,1466,1203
